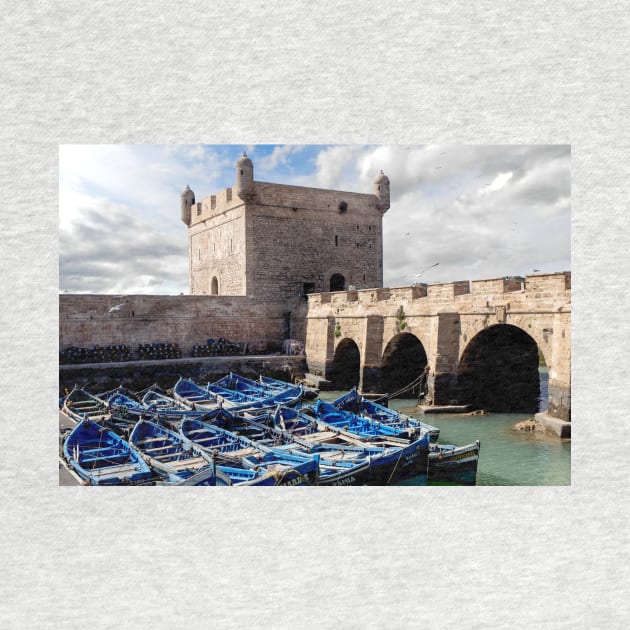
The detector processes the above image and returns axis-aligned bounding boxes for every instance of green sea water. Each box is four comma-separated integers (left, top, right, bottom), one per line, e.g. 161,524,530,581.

320,369,571,486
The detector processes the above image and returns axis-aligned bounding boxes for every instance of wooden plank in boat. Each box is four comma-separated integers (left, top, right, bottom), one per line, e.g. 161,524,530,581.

168,457,210,470
144,445,175,453
301,431,338,442
226,447,257,457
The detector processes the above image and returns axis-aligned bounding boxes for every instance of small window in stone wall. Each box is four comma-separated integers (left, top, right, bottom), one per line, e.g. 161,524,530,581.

335,235,339,246
338,200,348,213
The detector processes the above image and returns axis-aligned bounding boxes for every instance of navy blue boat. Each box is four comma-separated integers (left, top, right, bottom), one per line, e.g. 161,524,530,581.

309,399,418,442
331,390,480,484
129,420,225,485
213,372,303,407
63,419,152,485
235,407,430,485
428,440,481,485
180,417,319,486
332,388,440,442
104,387,215,432
173,377,223,412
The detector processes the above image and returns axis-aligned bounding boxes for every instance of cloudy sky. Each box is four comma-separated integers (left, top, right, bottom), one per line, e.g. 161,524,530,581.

59,144,570,294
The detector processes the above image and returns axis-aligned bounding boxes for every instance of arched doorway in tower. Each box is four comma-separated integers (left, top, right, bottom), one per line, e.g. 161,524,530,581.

329,338,360,390
329,273,345,292
458,324,540,412
381,333,428,397
210,276,219,295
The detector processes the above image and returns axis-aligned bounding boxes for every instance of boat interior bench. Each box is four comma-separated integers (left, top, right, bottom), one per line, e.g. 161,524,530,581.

144,445,176,453
191,436,230,447
300,431,339,443
81,447,118,455
82,453,129,463
165,457,210,469
223,446,257,457
135,437,167,446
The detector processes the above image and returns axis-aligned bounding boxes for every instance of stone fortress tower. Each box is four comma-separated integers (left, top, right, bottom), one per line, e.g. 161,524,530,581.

180,154,390,300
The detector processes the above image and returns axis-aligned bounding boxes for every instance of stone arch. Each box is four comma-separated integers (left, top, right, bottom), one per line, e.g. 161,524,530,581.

210,276,219,295
328,337,360,389
329,273,346,292
458,323,540,412
381,332,428,397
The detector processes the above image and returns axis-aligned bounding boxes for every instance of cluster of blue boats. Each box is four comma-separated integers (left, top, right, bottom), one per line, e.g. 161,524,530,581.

59,373,480,486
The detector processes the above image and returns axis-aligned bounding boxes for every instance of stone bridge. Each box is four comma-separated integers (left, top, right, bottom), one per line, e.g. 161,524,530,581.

304,272,571,427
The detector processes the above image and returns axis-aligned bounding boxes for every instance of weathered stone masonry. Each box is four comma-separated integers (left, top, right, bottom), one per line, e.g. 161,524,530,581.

181,154,389,300
61,155,571,427
304,272,571,421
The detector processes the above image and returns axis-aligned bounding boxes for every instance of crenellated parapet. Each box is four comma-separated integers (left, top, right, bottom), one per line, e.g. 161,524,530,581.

182,154,390,298
305,271,571,428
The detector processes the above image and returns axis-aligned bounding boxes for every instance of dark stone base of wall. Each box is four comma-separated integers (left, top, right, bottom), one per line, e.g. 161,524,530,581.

305,360,328,379
59,355,307,396
360,366,382,393
547,381,571,421
431,372,460,406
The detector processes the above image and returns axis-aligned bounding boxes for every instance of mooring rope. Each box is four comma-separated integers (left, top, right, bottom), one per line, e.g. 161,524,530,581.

372,371,427,404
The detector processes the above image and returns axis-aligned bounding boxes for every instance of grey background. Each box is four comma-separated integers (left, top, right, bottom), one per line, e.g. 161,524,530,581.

2,1,628,627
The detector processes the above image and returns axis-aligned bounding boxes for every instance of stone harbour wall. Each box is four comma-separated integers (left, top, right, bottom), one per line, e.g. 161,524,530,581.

59,294,303,355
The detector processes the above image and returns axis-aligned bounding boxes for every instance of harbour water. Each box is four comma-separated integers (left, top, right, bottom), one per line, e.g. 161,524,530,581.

321,368,571,486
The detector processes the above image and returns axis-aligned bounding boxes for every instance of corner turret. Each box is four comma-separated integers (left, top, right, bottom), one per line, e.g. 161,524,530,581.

181,185,195,225
235,153,255,200
374,170,390,213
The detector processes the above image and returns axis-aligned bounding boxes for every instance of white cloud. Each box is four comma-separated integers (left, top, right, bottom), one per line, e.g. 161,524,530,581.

59,144,570,294
481,171,513,194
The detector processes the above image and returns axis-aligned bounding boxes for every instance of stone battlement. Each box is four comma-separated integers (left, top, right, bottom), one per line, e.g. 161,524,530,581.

307,272,571,311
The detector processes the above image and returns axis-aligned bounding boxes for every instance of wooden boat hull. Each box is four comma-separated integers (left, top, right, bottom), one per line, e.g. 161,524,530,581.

129,419,220,485
172,377,222,412
332,388,440,442
214,372,303,407
180,417,318,486
240,408,430,485
63,419,152,485
62,387,110,425
429,441,480,485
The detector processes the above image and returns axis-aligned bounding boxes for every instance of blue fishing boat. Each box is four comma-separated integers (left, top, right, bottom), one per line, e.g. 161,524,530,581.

309,399,417,441
63,419,152,485
180,417,319,486
100,387,147,431
332,389,480,484
205,381,270,412
103,386,212,431
260,374,319,400
333,388,440,442
172,377,223,412
62,386,110,425
213,372,303,407
428,441,481,485
129,419,224,485
239,407,430,485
